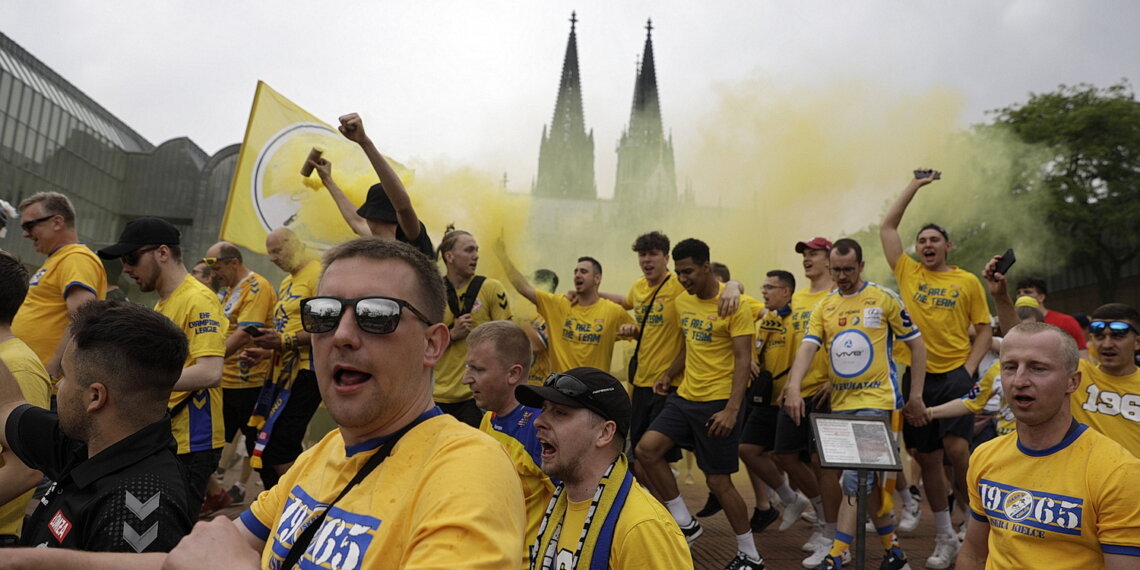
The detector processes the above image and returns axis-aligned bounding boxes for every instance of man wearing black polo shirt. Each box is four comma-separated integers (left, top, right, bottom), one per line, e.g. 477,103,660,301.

0,301,192,555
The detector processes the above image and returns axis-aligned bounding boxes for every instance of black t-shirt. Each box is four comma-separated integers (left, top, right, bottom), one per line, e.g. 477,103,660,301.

7,405,193,551
397,221,435,259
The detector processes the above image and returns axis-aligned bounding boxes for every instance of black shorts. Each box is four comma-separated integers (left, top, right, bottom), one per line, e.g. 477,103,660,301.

740,404,779,449
773,396,829,457
903,366,975,453
630,386,681,462
437,399,484,428
647,394,743,475
223,387,262,442
259,370,322,466
178,448,223,513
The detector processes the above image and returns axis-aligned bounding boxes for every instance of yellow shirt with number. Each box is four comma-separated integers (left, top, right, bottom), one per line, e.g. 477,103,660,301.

271,259,322,384
804,282,920,412
0,337,51,537
893,255,989,373
624,275,685,388
535,290,634,374
1072,359,1140,459
220,272,277,390
791,288,833,398
675,283,755,402
11,243,106,364
155,274,228,454
435,277,512,403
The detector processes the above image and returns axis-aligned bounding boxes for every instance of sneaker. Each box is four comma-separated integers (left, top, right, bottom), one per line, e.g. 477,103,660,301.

880,546,911,570
924,533,960,569
804,542,845,568
809,551,850,570
227,484,246,505
801,527,826,552
750,507,780,533
801,507,819,524
779,494,811,531
909,485,923,502
725,552,765,570
696,492,722,517
199,489,233,516
679,519,703,545
897,502,922,533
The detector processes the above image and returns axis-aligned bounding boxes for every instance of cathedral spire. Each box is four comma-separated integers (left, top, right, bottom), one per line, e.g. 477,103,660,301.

614,18,676,204
533,11,596,200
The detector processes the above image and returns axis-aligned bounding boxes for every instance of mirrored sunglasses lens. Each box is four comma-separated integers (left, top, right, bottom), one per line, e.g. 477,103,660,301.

355,298,403,333
302,298,344,333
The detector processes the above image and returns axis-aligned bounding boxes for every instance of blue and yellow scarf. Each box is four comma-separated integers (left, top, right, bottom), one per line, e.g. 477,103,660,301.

531,454,633,570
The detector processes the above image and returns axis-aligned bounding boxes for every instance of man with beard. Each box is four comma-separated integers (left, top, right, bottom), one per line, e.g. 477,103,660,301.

98,218,226,514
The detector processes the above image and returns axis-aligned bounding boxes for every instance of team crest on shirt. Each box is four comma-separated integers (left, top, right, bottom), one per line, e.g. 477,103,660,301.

271,486,380,569
1003,490,1034,521
471,299,483,313
49,509,72,542
979,478,1083,537
30,268,47,286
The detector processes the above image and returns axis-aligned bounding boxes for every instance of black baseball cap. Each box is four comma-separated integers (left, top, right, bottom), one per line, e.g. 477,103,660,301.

355,183,398,223
97,217,181,259
516,367,631,438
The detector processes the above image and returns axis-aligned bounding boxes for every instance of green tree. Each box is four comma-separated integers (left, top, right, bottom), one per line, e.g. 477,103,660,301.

990,82,1140,303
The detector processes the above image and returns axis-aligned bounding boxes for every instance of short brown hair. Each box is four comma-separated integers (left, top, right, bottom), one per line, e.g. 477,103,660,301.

467,320,533,370
19,192,76,227
1006,322,1079,373
322,237,446,323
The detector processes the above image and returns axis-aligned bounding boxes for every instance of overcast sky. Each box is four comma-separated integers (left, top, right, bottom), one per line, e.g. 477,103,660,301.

5,1,1139,199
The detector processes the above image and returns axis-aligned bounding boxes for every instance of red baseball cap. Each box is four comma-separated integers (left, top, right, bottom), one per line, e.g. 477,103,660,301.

795,237,833,253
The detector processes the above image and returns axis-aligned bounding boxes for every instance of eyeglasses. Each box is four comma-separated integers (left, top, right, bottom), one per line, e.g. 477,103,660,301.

300,296,435,334
123,246,160,266
20,214,56,233
1089,320,1138,338
830,266,858,275
761,284,788,291
202,256,235,266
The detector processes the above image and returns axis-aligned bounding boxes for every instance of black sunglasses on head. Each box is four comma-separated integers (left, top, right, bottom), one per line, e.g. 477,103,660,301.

300,296,434,334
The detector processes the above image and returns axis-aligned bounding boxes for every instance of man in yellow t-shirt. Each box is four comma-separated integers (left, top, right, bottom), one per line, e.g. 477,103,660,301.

784,238,927,570
203,240,277,505
496,244,633,374
958,323,1140,569
516,367,691,570
434,228,512,427
1071,303,1140,459
163,237,525,569
881,169,993,566
0,252,52,543
245,228,323,490
98,217,227,514
463,321,553,568
12,192,105,376
635,238,765,569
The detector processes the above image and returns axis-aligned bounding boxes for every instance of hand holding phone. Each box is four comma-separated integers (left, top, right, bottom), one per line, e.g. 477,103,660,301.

913,169,942,180
994,248,1016,276
242,325,265,337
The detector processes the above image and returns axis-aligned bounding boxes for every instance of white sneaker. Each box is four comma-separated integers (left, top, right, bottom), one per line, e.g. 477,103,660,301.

803,543,849,569
925,532,961,569
801,527,825,552
780,494,811,531
801,507,818,524
897,503,922,533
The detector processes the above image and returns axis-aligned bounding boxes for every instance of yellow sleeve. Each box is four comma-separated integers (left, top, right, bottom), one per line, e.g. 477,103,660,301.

966,443,987,519
534,290,569,325
56,248,105,298
1093,451,1140,552
728,302,753,338
610,489,694,570
965,275,991,326
961,362,1001,414
236,276,277,327
186,297,227,361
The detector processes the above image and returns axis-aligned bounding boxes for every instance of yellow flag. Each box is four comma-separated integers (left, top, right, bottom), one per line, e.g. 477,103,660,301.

220,81,413,253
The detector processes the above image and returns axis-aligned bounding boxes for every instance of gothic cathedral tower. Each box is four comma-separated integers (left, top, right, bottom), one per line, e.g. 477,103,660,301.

614,19,677,205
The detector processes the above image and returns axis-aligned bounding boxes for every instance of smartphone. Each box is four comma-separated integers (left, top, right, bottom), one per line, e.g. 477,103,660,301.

913,169,942,180
242,325,265,337
994,248,1016,276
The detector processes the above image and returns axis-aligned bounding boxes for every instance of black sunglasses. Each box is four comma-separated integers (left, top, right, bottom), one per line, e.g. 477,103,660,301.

544,372,595,399
1089,320,1138,338
123,245,161,266
300,296,434,334
20,214,56,233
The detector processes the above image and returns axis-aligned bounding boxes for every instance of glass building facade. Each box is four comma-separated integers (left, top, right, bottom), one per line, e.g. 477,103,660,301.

0,31,281,298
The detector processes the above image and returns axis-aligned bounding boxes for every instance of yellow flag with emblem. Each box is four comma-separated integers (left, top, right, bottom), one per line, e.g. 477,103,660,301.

220,81,414,253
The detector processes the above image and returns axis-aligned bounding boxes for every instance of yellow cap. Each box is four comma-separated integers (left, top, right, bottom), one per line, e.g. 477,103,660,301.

1014,296,1041,309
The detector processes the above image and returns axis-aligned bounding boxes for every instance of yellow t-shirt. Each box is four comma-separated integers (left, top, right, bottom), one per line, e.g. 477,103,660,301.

893,255,990,373
755,307,795,399
550,478,693,570
805,282,920,412
534,290,634,374
435,277,512,403
961,361,1015,436
0,337,51,537
480,406,553,568
242,412,526,569
220,272,277,390
1072,359,1140,459
271,259,322,384
675,283,755,402
791,288,833,398
968,424,1140,568
155,274,228,454
624,275,685,388
11,243,106,365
